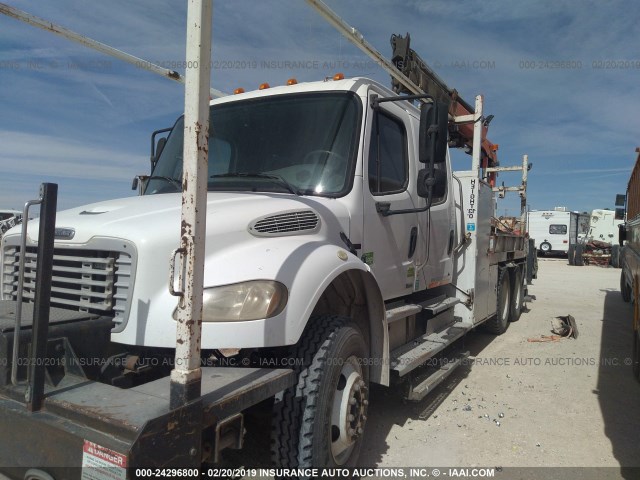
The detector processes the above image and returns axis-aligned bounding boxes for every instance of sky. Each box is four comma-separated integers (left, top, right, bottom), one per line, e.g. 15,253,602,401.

0,0,639,215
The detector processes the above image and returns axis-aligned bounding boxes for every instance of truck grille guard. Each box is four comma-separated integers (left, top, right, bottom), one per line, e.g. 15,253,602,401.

2,239,136,331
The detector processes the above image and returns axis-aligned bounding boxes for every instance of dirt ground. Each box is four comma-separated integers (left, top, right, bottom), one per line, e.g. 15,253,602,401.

357,258,640,475
2,259,637,480
226,258,640,479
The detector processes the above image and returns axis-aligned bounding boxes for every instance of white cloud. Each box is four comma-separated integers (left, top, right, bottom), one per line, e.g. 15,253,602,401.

0,0,639,215
0,130,139,182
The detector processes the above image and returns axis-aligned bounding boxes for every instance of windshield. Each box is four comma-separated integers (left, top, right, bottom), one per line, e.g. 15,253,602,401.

146,92,361,196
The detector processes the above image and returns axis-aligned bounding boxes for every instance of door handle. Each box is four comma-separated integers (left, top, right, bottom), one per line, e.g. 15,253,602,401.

408,226,418,258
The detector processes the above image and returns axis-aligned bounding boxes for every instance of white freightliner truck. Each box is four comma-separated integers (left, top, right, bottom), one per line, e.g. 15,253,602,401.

0,1,534,475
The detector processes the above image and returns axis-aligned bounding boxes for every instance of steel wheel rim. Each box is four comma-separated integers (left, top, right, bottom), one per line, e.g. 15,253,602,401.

513,274,522,312
330,355,367,464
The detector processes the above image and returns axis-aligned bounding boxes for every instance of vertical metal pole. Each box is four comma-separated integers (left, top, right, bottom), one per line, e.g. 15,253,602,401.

27,183,57,412
170,0,212,410
11,198,42,386
471,95,483,175
521,154,528,232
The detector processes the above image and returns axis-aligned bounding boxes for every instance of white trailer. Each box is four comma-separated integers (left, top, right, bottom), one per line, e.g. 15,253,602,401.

528,209,579,255
587,208,624,245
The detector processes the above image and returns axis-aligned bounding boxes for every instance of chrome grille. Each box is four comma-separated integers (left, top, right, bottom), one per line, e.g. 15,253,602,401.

2,245,133,326
249,210,320,237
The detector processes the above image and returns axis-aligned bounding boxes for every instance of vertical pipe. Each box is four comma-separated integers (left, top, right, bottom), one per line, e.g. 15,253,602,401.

170,0,212,410
471,95,483,175
27,183,57,412
11,198,41,386
521,154,528,233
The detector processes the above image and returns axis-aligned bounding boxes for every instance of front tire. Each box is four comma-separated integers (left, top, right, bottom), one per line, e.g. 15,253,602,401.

621,271,631,303
271,316,369,468
611,244,621,268
574,244,585,266
568,244,575,265
634,327,640,383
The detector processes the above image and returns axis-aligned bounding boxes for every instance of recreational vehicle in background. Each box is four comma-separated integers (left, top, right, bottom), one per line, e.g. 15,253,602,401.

528,208,579,255
587,208,624,245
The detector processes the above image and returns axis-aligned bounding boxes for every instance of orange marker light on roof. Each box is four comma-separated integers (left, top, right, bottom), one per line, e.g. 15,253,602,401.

287,78,298,85
333,72,345,81
233,87,245,95
259,82,270,90
492,144,499,151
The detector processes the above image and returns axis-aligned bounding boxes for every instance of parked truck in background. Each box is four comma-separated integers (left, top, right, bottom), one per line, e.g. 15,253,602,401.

618,147,640,382
0,210,23,238
0,1,535,475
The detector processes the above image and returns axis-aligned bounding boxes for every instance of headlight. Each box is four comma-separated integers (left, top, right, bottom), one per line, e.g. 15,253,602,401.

197,280,288,322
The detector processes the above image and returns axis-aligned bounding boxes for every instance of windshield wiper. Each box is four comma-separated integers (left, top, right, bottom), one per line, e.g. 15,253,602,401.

210,172,302,196
145,176,182,191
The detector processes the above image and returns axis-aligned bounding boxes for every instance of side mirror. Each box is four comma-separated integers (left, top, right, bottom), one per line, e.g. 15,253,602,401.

615,208,625,220
419,101,449,165
153,137,167,168
131,175,148,195
615,194,626,207
150,127,172,169
417,168,446,199
619,223,627,246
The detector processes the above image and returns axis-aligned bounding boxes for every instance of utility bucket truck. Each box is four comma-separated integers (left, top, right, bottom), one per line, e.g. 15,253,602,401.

0,0,535,475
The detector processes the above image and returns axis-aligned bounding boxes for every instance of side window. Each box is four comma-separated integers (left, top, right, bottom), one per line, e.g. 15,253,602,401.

369,111,408,195
549,224,567,234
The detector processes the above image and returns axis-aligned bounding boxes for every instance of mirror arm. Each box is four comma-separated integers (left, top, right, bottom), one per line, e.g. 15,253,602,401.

371,93,434,110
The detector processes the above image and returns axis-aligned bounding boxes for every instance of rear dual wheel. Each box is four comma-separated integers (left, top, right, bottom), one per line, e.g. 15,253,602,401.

509,267,524,322
484,267,511,335
485,266,525,335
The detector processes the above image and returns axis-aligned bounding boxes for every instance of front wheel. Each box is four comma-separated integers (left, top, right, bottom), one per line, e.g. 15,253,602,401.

634,326,640,383
271,316,369,468
574,244,585,266
621,271,632,303
611,244,621,268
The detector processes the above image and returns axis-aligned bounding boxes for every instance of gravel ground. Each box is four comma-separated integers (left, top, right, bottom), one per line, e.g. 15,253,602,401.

226,258,640,479
2,258,638,480
356,258,640,476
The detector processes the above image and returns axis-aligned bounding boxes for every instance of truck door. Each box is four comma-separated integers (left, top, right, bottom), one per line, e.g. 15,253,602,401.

361,93,453,300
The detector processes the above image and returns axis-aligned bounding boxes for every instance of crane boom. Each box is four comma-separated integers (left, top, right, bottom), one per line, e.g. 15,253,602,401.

305,0,499,168
390,33,498,167
0,2,226,98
